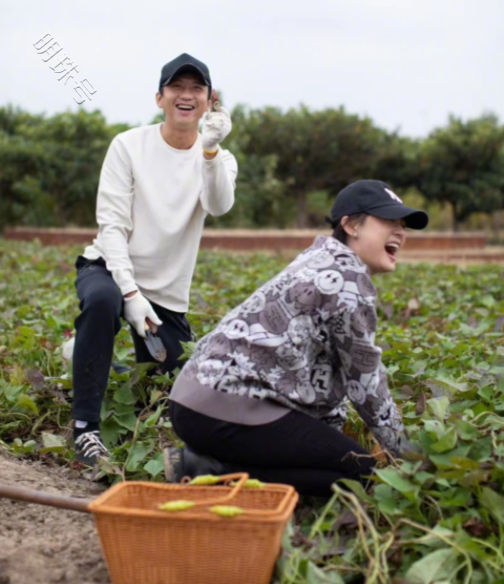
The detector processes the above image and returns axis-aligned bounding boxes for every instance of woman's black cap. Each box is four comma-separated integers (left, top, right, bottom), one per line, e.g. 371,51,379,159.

326,179,429,230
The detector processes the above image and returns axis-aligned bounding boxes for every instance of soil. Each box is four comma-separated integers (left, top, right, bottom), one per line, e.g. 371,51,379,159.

0,450,110,584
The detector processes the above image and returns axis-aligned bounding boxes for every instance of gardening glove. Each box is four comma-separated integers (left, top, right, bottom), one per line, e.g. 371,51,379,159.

201,101,232,152
123,292,162,338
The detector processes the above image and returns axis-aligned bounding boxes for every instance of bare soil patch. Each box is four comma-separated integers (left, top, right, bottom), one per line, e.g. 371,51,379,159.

0,450,110,584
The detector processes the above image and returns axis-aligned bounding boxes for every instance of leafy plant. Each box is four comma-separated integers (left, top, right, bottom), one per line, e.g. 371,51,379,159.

1,240,504,581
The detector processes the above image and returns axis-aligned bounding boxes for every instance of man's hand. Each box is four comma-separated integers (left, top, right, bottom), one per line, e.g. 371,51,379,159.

202,100,232,155
123,291,162,337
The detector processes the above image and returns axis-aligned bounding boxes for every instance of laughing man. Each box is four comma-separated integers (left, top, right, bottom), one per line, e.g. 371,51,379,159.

71,53,237,466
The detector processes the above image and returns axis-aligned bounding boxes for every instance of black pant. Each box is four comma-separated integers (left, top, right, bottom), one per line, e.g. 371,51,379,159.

72,256,192,422
170,401,375,497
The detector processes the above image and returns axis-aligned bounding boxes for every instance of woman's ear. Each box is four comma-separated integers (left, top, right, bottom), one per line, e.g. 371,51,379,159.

341,216,354,237
155,91,163,108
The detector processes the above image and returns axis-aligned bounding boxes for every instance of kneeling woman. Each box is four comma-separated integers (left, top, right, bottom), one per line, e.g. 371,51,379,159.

166,180,428,496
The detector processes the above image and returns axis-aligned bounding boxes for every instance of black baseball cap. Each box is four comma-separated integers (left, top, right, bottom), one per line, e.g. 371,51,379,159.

158,53,212,94
326,179,429,230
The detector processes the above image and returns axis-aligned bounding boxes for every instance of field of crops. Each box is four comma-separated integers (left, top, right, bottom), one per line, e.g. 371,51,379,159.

1,239,504,584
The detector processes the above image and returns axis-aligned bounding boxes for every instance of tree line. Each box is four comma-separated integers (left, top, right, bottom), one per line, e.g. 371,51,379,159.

1,104,504,232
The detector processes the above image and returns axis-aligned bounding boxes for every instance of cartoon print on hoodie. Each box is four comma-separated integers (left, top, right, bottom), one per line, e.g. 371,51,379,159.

184,236,404,454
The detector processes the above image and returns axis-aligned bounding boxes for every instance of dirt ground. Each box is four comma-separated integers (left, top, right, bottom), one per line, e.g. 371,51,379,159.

0,450,110,584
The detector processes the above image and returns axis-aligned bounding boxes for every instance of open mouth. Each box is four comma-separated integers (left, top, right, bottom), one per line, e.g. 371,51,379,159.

176,104,195,111
384,242,400,261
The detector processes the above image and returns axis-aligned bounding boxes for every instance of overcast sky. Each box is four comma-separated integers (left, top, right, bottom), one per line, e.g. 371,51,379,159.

1,0,502,137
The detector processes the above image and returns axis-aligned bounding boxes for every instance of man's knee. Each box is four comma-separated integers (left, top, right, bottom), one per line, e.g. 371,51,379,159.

82,285,122,319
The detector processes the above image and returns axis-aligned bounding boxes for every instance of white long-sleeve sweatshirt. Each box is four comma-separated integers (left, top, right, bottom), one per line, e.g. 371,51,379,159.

83,123,238,312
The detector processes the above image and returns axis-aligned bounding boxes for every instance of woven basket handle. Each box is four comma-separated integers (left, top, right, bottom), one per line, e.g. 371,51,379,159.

186,472,250,507
185,473,296,516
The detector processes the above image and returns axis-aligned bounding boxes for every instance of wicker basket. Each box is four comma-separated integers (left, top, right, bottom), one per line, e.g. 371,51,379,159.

88,473,298,584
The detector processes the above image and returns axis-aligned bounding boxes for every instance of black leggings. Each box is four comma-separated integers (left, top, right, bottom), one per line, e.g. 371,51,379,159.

170,401,375,497
73,256,192,422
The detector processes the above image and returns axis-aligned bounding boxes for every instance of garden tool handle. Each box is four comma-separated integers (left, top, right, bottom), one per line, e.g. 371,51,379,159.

0,482,92,513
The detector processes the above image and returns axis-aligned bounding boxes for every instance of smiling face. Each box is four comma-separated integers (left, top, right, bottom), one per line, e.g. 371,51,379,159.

343,214,407,275
156,72,210,130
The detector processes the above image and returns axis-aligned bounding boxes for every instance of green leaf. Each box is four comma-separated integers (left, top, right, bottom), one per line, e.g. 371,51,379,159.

405,548,460,584
40,432,66,453
376,495,400,515
424,419,445,440
149,389,163,405
306,561,345,584
453,419,479,440
125,442,151,472
459,321,491,336
113,412,138,431
414,471,435,485
436,486,471,507
114,382,136,405
11,439,38,455
480,294,496,308
41,432,66,449
14,394,39,415
112,402,136,416
431,375,468,393
459,470,488,487
0,380,24,402
426,396,450,421
450,456,480,470
114,347,131,361
469,436,492,461
478,386,494,402
430,427,458,453
101,418,127,448
340,479,374,504
414,525,454,548
131,362,156,384
145,405,163,427
144,456,165,479
375,468,419,497
17,326,35,338
429,445,472,469
480,487,504,526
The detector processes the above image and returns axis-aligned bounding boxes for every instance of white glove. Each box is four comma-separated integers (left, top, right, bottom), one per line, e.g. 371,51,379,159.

123,292,162,337
61,336,75,363
201,102,232,152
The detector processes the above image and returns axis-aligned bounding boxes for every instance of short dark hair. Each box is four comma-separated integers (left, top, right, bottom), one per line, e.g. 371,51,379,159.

331,213,368,244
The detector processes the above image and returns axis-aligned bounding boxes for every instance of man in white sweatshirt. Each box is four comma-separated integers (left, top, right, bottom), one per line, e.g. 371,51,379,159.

71,53,237,466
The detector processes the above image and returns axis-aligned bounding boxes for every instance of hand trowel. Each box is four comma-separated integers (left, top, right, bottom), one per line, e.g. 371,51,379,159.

144,320,167,362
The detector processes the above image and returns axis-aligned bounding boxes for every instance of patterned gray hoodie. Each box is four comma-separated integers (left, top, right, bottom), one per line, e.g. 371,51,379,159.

171,235,404,453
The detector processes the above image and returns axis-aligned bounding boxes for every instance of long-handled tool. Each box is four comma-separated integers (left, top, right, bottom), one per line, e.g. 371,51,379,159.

0,482,92,513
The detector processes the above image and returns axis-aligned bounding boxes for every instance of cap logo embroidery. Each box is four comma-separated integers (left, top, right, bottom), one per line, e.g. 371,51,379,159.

384,187,403,204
